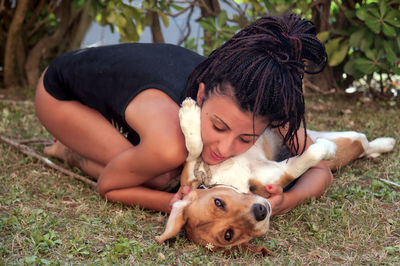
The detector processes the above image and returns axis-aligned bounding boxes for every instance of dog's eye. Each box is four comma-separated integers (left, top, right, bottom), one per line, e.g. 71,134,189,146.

214,198,225,210
224,229,234,241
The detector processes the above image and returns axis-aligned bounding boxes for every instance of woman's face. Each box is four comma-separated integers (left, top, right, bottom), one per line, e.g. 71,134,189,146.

197,83,268,165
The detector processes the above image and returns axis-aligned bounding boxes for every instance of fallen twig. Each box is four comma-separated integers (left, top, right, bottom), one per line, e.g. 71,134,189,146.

19,138,53,145
380,178,400,188
303,78,336,95
0,135,97,188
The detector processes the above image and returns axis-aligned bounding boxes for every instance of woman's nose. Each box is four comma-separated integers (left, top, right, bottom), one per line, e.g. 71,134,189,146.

216,136,234,158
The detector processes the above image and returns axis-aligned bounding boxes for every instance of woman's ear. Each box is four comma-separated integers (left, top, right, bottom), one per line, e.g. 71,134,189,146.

196,82,205,106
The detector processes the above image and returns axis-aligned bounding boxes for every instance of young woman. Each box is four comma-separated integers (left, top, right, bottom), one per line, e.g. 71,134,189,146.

35,13,333,215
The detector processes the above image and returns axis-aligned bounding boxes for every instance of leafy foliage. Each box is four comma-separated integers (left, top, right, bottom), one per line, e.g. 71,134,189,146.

1,0,399,99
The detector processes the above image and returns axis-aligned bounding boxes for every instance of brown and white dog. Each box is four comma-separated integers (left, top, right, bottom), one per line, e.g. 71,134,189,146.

156,98,395,252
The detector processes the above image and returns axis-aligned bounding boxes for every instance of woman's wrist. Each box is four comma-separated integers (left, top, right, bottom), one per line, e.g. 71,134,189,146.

271,189,300,216
271,165,333,216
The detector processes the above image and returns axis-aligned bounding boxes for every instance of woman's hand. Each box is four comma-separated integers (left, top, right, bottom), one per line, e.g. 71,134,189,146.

265,184,285,216
168,185,191,212
265,162,333,217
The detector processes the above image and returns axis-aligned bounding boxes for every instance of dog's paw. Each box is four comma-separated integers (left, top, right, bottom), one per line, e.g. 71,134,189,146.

365,137,396,158
179,98,200,129
181,97,198,109
179,98,200,119
179,98,202,159
310,138,337,161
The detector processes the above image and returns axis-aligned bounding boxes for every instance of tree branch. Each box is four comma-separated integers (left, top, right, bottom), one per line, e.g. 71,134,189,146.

27,2,58,38
177,5,195,46
0,135,97,188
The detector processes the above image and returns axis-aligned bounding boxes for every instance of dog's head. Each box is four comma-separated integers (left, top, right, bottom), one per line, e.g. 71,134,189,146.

156,186,271,250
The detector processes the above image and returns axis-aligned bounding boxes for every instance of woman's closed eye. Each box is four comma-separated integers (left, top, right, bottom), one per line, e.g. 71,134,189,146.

213,124,225,132
239,137,252,144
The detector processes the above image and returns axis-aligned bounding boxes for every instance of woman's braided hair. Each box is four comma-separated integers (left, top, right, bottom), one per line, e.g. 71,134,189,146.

185,12,327,155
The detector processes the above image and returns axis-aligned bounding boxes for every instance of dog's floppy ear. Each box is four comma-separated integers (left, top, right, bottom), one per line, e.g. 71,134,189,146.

156,199,191,243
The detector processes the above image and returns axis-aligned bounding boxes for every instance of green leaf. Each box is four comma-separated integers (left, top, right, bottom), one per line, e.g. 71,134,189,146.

121,19,139,42
106,11,116,24
199,19,216,33
356,7,369,21
217,11,228,29
344,9,356,22
143,14,153,26
170,4,184,12
344,60,356,76
317,31,330,43
158,11,169,27
125,6,142,21
354,57,378,74
383,41,398,63
359,30,374,51
384,10,400,28
329,41,349,67
397,37,400,51
365,17,381,33
367,4,380,18
379,1,388,17
115,14,127,28
73,0,86,8
365,49,377,61
349,28,366,47
325,37,342,59
382,22,396,37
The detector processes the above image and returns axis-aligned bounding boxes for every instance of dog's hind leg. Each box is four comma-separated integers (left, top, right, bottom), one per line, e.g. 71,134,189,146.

307,130,396,170
363,137,396,158
281,138,337,182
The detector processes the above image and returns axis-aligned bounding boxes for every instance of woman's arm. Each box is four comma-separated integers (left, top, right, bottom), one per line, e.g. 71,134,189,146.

96,136,187,212
268,128,334,216
267,161,333,216
97,89,189,213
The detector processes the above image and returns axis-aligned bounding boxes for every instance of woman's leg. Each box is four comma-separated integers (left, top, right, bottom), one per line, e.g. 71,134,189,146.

44,140,104,179
35,71,180,187
35,71,134,167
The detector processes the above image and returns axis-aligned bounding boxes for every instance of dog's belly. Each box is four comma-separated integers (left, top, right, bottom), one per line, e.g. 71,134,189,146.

209,149,287,193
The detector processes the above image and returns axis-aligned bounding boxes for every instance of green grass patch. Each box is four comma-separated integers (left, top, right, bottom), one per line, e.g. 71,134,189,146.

1,94,399,264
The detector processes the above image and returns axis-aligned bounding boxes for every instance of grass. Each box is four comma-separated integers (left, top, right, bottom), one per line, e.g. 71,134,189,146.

1,93,399,265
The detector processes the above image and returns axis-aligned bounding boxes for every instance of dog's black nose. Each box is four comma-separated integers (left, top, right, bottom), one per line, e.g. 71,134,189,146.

252,203,267,221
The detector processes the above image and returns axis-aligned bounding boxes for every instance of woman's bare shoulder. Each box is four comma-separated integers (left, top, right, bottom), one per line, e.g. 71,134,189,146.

125,89,188,163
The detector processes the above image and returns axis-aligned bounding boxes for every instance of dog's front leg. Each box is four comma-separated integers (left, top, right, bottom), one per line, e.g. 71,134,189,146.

179,98,203,161
282,138,337,180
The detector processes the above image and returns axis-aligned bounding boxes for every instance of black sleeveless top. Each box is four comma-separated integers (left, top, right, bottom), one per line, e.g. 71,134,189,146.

44,43,205,145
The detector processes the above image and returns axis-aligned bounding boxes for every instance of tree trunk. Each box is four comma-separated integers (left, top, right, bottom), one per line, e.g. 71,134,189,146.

24,0,73,89
16,33,28,87
305,0,339,92
67,0,93,51
150,11,165,43
4,0,29,89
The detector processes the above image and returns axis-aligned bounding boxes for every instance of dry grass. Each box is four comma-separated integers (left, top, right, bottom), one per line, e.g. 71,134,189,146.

1,93,399,265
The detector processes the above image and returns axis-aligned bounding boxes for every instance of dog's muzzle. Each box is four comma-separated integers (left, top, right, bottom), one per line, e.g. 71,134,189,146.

252,203,267,221
253,199,272,222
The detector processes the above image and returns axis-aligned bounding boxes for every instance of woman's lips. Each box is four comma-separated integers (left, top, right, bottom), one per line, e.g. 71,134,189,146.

210,150,226,162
